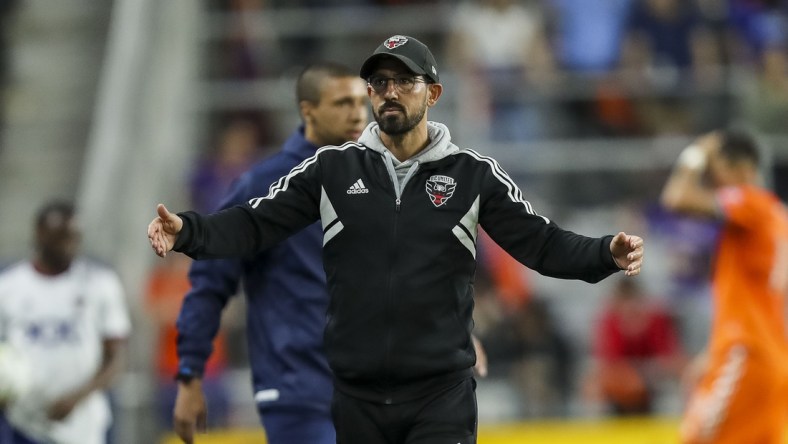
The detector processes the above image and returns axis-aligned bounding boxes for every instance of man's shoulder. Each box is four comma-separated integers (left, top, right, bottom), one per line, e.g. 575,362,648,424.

448,149,508,178
229,151,311,201
248,142,365,177
304,142,372,170
718,185,777,214
315,141,368,157
453,147,496,163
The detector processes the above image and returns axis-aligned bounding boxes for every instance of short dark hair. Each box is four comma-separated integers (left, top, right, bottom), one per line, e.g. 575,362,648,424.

720,129,760,167
295,61,356,106
35,199,75,229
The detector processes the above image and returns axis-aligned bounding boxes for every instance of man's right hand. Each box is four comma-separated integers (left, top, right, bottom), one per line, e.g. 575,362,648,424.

148,204,183,257
173,380,207,444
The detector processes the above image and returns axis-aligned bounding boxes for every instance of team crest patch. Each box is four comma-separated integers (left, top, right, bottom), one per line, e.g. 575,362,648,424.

384,35,408,49
426,175,456,207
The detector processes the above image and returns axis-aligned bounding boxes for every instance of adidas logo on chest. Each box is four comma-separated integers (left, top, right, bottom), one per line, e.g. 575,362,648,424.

347,179,369,194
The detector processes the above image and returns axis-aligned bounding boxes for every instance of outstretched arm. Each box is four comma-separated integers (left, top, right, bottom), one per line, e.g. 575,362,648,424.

148,204,184,257
609,232,644,277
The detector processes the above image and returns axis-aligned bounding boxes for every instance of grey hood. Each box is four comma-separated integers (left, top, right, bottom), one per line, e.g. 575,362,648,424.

358,121,460,170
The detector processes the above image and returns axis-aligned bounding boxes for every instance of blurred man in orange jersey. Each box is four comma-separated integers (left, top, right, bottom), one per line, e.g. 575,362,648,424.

661,130,788,444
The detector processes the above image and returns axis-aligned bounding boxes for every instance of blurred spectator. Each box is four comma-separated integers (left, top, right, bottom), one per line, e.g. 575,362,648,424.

0,200,130,444
469,228,573,419
143,254,231,434
481,296,575,418
727,0,788,63
739,48,788,135
686,30,731,132
621,0,728,135
511,297,575,418
584,278,685,416
625,0,703,75
547,0,636,74
733,0,788,128
190,117,261,213
446,0,561,142
544,0,638,137
205,0,282,78
257,0,370,73
589,75,645,136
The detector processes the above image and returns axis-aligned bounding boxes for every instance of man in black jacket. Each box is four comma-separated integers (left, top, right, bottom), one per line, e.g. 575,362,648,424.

149,35,644,444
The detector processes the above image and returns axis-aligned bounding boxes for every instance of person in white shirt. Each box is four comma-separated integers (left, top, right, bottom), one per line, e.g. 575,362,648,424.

0,200,131,444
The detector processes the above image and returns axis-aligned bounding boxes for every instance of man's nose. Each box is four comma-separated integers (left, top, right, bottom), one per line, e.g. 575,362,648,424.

381,80,399,97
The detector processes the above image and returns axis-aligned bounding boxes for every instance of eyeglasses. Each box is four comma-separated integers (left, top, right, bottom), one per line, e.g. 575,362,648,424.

367,75,428,94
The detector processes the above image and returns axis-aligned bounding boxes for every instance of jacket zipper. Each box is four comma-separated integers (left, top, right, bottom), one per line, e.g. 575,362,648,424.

381,152,419,403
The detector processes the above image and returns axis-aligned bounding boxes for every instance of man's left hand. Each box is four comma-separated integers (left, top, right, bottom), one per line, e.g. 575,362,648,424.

610,232,644,276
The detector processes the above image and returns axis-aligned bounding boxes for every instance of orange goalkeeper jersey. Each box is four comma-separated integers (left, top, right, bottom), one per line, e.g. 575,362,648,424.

710,184,788,362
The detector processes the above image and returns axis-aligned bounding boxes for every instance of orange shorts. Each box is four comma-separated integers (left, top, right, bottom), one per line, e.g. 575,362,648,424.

681,344,788,444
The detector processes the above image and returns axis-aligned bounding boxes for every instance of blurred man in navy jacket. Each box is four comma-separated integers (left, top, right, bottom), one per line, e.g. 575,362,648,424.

172,62,368,444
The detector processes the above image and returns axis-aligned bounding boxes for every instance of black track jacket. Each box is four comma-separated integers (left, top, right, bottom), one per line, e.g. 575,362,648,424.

173,121,621,404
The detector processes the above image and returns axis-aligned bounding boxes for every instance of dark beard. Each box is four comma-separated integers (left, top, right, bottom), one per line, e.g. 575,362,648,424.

374,101,427,136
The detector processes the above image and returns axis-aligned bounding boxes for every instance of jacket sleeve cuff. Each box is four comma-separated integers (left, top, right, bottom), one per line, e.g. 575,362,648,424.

177,356,207,379
600,235,621,272
173,212,196,252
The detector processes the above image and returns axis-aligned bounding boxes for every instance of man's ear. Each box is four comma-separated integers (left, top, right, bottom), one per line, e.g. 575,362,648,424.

427,83,443,107
299,100,314,123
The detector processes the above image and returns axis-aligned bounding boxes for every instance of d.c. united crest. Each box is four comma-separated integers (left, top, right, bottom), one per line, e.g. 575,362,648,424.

384,35,408,49
426,175,456,207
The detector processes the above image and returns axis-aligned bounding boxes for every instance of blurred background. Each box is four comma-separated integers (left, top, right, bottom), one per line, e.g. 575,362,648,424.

0,0,785,442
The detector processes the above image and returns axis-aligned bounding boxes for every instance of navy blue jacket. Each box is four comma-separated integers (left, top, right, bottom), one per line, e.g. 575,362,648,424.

176,127,332,414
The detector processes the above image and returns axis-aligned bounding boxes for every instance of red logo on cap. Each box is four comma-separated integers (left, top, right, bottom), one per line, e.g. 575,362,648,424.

384,35,408,49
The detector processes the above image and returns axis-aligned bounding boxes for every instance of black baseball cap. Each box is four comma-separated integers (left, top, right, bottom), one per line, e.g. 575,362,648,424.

359,35,439,83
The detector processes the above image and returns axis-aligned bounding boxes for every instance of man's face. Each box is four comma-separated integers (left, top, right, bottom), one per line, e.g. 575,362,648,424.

307,76,368,146
36,212,80,270
367,59,432,136
708,151,757,189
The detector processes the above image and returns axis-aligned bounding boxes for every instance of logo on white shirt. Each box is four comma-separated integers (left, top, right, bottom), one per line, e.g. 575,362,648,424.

347,179,369,194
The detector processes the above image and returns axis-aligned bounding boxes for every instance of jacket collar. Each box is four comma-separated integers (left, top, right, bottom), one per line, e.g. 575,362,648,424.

282,126,320,159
